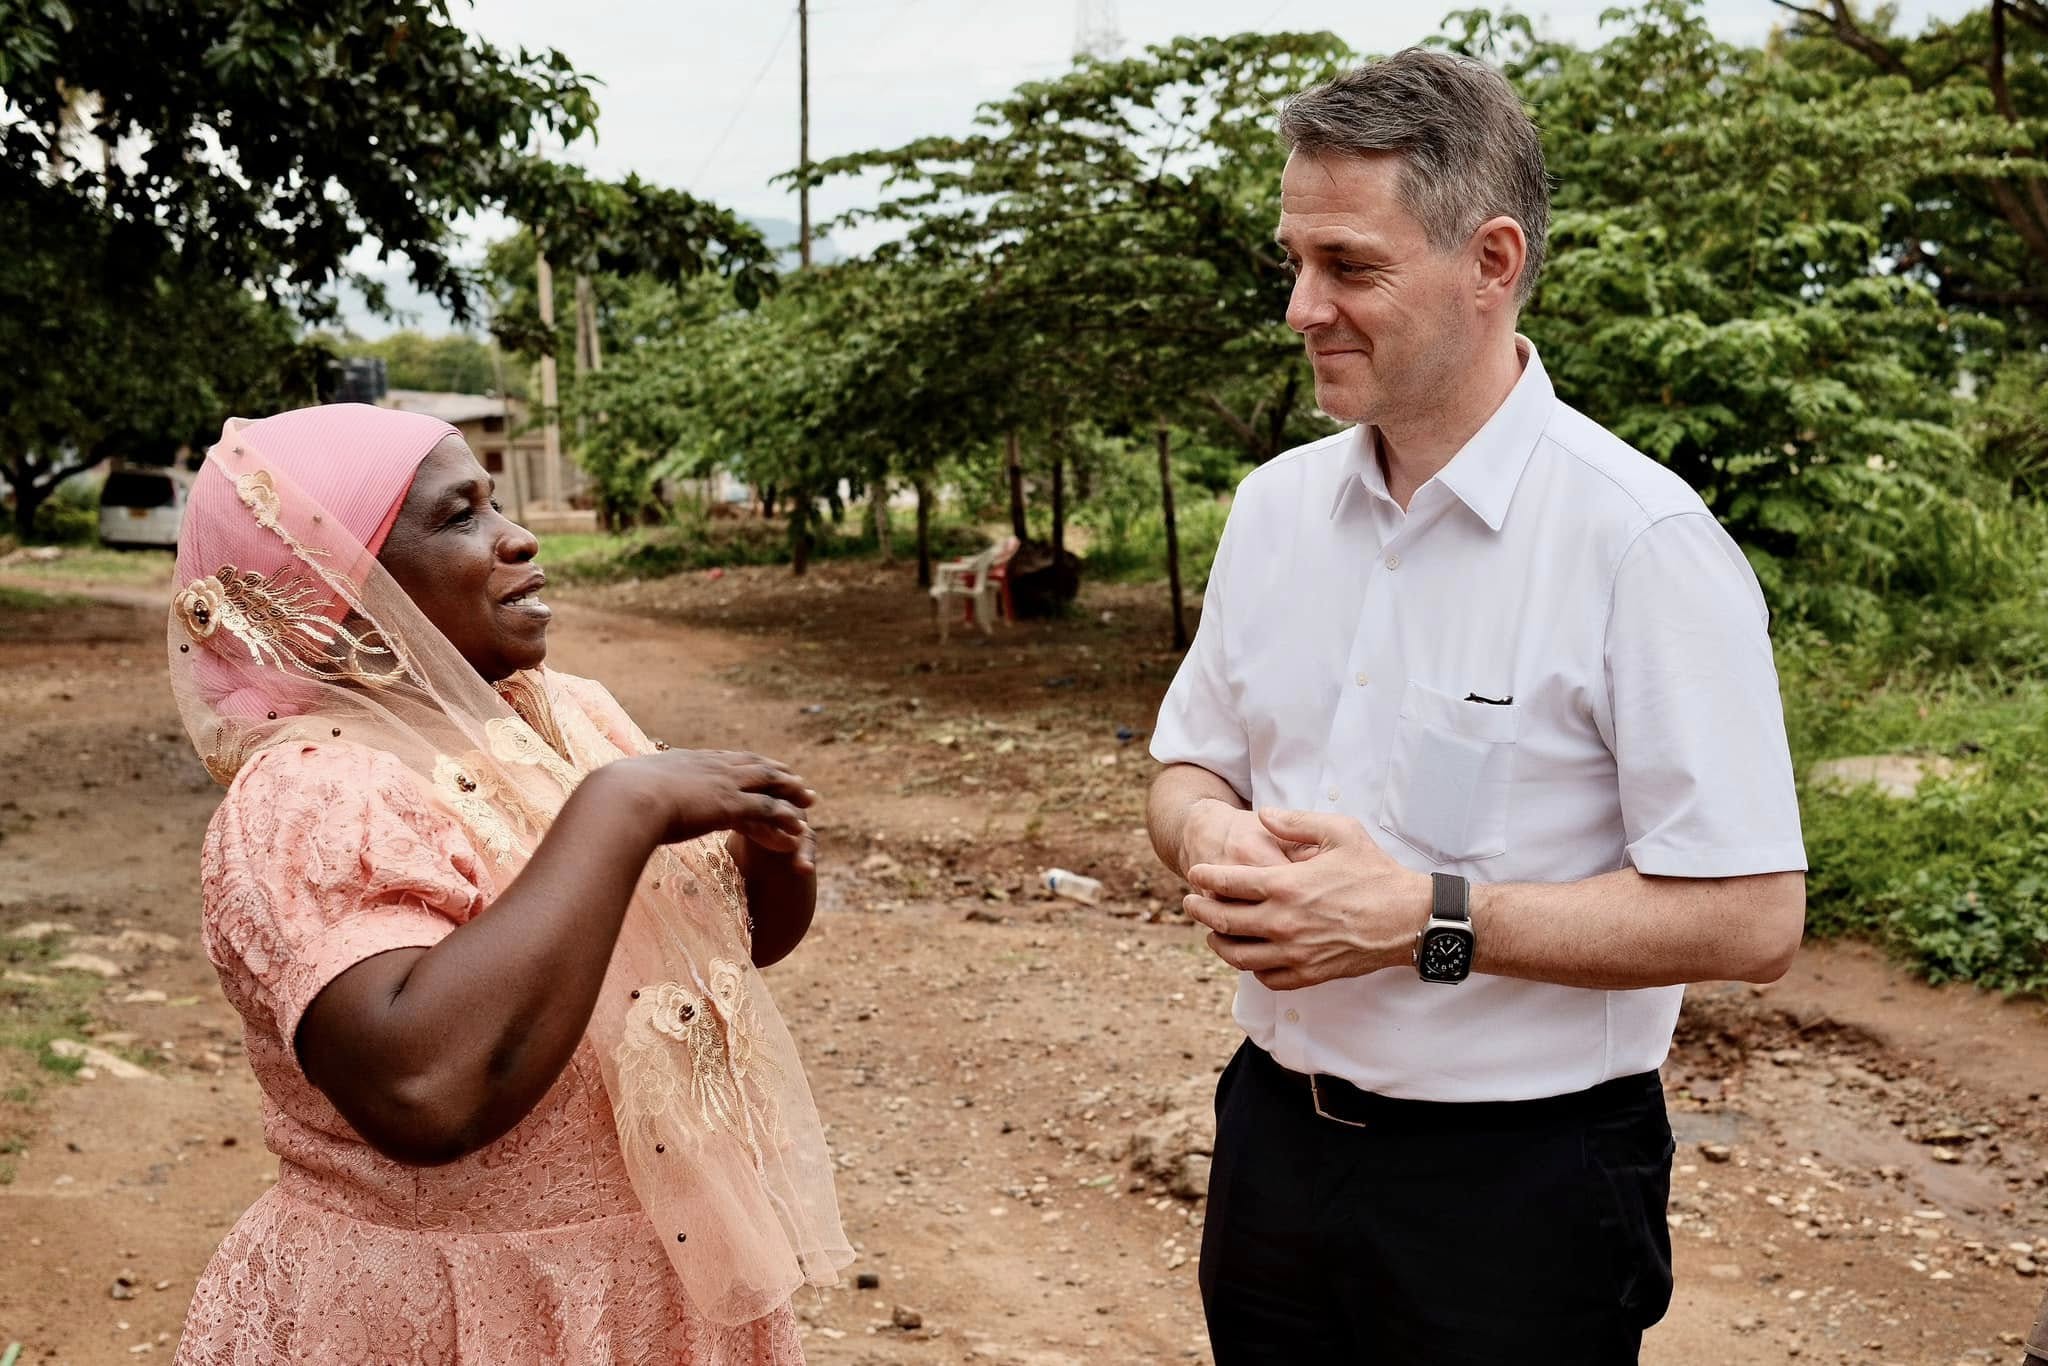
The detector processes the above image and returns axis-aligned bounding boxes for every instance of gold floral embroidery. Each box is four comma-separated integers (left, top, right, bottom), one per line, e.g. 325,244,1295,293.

616,961,781,1154
234,469,285,534
431,752,542,859
485,716,581,794
698,836,752,946
200,723,266,788
494,671,572,760
175,565,401,689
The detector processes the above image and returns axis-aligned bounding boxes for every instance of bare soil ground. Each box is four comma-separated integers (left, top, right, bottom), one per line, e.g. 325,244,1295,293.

3,555,2046,1365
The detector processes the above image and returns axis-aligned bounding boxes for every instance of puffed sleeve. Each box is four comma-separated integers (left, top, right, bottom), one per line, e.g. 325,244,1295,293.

200,741,491,1047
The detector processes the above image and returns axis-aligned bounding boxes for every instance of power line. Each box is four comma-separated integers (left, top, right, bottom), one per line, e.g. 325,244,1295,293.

688,7,800,191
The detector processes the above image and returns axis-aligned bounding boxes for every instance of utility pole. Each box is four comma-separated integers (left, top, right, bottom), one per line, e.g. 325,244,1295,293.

1074,0,1122,59
798,0,813,271
535,247,563,510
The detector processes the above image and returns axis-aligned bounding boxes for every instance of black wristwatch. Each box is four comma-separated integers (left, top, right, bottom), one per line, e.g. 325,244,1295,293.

1415,872,1475,984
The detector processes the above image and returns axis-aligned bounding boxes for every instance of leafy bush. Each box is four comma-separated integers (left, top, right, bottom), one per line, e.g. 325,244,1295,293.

545,514,984,586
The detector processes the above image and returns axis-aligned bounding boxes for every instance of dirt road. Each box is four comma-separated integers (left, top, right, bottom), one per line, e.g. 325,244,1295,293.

3,565,2045,1365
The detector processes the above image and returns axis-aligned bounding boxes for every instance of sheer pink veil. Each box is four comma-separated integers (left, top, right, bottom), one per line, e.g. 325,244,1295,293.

167,411,851,1323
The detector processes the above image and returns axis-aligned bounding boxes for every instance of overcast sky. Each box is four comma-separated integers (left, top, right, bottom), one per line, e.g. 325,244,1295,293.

343,0,1978,333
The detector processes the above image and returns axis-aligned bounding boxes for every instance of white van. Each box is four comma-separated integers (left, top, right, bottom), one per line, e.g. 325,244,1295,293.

98,465,194,550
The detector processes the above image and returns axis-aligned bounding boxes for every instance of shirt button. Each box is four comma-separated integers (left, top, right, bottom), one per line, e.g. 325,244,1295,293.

1385,553,1401,570
1326,786,1340,802
1285,1009,1300,1024
1354,672,1369,687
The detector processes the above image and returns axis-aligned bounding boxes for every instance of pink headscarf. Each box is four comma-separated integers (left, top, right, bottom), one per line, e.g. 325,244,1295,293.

176,404,460,589
175,404,460,719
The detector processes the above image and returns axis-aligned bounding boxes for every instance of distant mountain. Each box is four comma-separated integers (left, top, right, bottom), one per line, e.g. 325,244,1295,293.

329,216,844,339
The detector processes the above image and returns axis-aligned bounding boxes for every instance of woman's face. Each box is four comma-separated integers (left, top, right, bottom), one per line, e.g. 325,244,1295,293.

377,437,550,681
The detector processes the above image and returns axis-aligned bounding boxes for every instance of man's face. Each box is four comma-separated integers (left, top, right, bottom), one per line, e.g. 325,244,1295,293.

1276,150,1480,428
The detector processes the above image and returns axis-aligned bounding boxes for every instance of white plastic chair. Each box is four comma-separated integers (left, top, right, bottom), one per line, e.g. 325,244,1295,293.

930,537,1018,640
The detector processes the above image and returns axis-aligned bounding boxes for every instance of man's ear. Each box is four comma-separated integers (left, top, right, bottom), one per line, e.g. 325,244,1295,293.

1471,216,1527,313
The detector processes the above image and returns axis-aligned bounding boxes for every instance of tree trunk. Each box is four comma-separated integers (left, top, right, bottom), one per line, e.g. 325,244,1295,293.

1158,423,1189,651
12,481,43,543
1051,454,1066,564
760,483,777,519
870,463,893,562
915,478,933,588
826,482,845,526
8,453,91,544
1265,371,1300,463
790,495,812,577
1005,429,1027,540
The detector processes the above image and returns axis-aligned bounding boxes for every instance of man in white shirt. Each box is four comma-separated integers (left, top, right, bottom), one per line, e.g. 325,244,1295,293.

1146,48,1807,1365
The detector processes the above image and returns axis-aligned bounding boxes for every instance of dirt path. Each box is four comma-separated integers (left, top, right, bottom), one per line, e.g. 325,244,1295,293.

3,574,2045,1365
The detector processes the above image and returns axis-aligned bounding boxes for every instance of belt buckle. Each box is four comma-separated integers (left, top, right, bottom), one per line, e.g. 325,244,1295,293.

1309,1073,1369,1130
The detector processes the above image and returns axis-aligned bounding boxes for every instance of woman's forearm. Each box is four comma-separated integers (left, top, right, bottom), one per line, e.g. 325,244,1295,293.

299,764,664,1164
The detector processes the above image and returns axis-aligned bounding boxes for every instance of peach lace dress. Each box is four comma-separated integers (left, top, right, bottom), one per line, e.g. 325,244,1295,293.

176,719,805,1364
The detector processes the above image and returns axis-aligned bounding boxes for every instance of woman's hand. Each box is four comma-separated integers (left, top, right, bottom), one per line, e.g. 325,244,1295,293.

608,748,816,857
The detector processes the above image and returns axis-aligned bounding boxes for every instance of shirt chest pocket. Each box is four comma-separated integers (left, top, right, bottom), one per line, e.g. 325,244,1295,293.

1380,680,1518,865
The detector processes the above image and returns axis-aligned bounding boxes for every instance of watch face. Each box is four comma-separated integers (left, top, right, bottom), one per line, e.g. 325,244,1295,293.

1420,927,1473,981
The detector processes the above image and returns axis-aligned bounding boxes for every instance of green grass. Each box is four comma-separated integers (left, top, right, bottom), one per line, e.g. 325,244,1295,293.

1779,611,2048,995
1,940,102,1098
1077,494,1232,586
0,544,175,585
0,585,91,611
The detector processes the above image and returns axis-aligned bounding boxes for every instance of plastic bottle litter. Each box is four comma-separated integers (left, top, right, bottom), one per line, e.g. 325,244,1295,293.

1041,868,1104,906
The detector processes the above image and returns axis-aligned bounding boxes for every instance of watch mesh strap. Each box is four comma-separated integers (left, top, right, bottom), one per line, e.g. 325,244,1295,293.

1430,871,1470,924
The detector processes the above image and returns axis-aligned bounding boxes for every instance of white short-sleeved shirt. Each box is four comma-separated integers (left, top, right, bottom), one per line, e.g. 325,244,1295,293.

1151,339,1806,1102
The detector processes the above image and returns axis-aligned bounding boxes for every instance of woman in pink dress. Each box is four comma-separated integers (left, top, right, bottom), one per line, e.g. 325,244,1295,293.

167,405,849,1364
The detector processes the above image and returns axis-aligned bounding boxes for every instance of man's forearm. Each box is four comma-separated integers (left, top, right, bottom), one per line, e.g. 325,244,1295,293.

1469,867,1805,989
1146,763,1248,877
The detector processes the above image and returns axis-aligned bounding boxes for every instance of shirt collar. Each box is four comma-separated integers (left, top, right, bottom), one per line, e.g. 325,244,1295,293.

1327,336,1555,532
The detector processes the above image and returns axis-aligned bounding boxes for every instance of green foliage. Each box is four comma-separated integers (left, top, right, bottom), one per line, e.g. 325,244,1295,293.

808,31,1354,465
1786,639,2048,995
1,0,601,319
1069,430,1244,584
544,518,984,586
316,330,511,397
2,2,770,540
0,181,326,539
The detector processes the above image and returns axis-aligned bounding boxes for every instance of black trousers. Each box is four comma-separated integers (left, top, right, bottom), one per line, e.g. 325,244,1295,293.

1199,1041,1675,1366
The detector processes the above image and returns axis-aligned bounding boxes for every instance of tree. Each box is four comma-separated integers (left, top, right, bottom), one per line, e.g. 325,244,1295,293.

799,33,1354,619
809,32,1354,468
2,1,772,538
0,184,322,539
1440,2,2041,625
1,0,599,320
315,331,508,397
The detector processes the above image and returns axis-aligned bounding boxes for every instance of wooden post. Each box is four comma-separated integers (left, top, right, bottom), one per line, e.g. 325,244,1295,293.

535,248,564,510
1051,453,1066,562
915,477,932,588
1158,421,1188,650
1006,429,1027,541
870,461,893,562
490,341,524,524
798,0,812,271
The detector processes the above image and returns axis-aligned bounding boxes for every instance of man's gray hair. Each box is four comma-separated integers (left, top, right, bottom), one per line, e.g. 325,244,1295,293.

1278,48,1550,305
